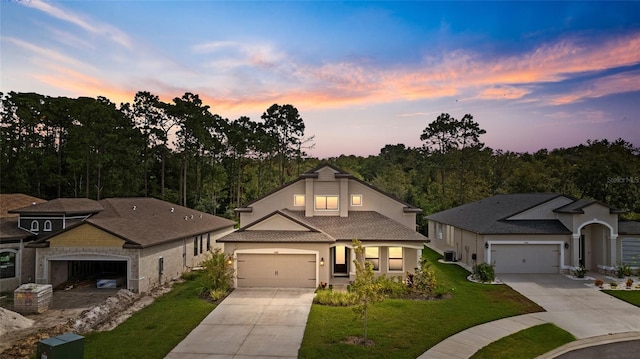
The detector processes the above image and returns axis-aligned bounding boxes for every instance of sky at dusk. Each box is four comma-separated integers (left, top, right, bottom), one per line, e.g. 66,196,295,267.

2,1,639,158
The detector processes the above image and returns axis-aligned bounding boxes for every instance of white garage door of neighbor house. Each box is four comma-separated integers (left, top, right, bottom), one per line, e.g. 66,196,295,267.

236,253,316,288
491,244,560,274
622,238,640,266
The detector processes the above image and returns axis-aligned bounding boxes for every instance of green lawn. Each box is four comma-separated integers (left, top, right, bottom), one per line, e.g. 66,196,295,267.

83,274,215,359
603,289,640,306
470,323,575,359
298,248,544,359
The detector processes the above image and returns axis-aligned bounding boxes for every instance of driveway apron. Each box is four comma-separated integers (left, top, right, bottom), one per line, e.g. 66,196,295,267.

499,274,640,339
166,288,315,359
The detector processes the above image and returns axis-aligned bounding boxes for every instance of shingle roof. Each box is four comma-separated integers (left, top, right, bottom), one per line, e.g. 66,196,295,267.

218,230,334,243
425,193,571,234
284,210,427,241
9,198,103,215
0,194,47,218
0,217,31,241
29,197,236,248
554,199,625,214
619,220,640,235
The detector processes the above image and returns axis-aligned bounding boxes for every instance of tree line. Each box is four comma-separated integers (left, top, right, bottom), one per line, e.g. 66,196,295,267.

2,91,638,223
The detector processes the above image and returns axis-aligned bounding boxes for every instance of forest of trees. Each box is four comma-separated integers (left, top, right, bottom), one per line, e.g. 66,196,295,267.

2,91,639,226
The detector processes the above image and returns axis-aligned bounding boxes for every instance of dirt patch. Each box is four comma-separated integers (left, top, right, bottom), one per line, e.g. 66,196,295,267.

0,282,176,359
342,335,375,347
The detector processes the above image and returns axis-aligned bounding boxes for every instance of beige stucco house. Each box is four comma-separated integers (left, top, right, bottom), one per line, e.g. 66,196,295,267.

426,193,640,274
17,197,235,293
219,163,428,288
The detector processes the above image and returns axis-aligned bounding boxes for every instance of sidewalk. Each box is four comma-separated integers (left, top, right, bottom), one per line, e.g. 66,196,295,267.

418,274,640,359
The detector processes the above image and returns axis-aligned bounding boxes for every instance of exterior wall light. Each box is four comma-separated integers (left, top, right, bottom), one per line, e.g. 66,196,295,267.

320,257,324,266
484,242,489,249
564,242,569,249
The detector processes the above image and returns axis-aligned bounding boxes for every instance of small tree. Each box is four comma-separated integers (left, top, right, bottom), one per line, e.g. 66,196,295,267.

350,239,384,344
200,248,235,300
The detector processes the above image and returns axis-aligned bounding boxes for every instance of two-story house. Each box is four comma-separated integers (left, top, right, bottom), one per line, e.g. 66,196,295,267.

426,193,640,274
219,163,428,288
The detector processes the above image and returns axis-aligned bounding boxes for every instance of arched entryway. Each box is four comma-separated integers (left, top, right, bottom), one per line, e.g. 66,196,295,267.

574,220,617,271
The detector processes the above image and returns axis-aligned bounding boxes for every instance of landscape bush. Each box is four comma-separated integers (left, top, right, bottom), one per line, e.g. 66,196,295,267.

199,248,235,300
473,262,496,283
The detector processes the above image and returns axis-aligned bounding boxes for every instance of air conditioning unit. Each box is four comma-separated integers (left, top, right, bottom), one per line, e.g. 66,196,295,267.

444,250,456,262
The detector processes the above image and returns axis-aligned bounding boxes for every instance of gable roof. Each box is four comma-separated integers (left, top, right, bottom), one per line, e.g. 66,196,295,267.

220,209,427,243
553,199,625,214
28,197,236,248
0,194,47,218
236,162,422,213
9,198,104,215
425,193,572,235
619,220,640,235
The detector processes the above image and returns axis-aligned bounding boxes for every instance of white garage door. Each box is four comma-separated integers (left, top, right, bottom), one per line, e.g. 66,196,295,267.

236,253,316,288
491,244,560,274
622,238,640,266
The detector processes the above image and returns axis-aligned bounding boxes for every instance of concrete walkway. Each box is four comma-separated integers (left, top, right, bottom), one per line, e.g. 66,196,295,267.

165,288,314,359
419,274,640,359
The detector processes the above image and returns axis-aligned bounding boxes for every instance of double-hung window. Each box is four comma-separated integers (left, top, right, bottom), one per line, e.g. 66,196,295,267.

388,247,403,271
365,247,380,271
315,195,339,210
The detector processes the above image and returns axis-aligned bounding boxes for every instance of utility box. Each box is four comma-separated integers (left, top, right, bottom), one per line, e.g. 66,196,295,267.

444,250,456,262
36,333,84,359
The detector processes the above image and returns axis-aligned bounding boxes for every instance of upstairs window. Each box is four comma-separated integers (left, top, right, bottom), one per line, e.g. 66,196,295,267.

315,195,339,210
30,220,39,232
351,195,363,206
294,194,305,206
44,220,52,232
365,247,380,271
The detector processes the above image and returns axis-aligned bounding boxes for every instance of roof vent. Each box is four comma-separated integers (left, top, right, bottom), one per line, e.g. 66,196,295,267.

133,205,137,211
191,215,194,220
32,202,36,205
184,216,188,220
199,214,203,218
171,207,174,213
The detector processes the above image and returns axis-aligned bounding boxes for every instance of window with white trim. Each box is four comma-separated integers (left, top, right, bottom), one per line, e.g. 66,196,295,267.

30,220,39,232
351,194,363,206
365,247,379,270
388,247,403,271
294,194,305,206
315,195,339,210
44,220,52,232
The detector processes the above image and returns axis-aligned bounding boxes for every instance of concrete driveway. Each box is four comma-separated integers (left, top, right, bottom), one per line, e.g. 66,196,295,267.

165,288,314,359
499,274,640,339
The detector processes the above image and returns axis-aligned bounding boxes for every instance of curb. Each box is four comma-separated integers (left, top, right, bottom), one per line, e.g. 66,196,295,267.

535,331,640,359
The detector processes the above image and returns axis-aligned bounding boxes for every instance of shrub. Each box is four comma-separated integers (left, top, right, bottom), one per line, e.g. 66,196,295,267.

572,265,588,278
413,258,439,294
199,248,235,298
313,289,359,306
473,262,496,283
377,274,409,298
615,263,632,278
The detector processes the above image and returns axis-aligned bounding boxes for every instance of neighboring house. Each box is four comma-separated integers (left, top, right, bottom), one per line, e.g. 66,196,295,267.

16,197,235,293
219,163,427,288
426,193,640,274
0,194,48,291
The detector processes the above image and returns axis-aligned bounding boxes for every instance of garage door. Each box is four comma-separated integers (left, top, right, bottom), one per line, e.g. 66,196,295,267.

491,244,560,274
236,253,316,288
622,238,640,266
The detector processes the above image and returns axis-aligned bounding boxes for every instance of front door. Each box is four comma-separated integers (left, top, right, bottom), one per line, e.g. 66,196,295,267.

333,245,349,277
579,235,586,267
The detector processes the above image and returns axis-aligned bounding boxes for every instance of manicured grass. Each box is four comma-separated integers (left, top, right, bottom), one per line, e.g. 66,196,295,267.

83,274,215,359
299,248,544,359
603,290,640,307
470,323,575,359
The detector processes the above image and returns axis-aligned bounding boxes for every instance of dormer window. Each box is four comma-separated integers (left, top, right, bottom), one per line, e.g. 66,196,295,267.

315,195,339,211
351,195,363,206
294,194,305,206
30,220,39,232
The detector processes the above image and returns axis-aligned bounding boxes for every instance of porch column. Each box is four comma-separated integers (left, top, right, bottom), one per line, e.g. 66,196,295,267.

610,234,618,267
571,234,580,268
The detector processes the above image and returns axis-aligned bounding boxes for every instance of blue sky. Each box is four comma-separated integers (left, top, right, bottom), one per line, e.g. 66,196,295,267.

2,1,639,158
